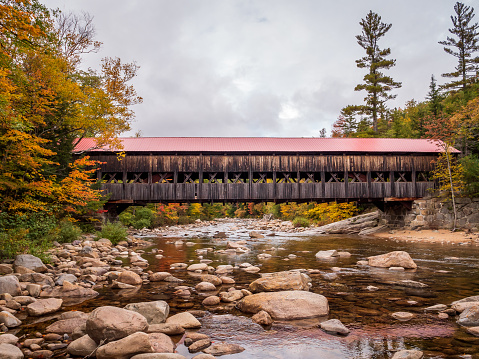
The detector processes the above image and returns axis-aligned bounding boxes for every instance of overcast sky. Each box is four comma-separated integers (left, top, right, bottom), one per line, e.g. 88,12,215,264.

42,0,472,138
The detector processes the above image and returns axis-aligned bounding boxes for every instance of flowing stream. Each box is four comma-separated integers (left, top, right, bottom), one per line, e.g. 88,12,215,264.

19,220,479,358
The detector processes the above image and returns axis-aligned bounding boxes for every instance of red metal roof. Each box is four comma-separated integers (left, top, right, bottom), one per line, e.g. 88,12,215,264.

74,137,458,154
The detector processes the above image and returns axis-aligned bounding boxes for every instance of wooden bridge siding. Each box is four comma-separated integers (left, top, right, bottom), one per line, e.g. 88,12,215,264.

93,153,437,202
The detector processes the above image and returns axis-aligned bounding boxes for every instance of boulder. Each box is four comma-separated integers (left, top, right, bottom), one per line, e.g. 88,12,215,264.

195,282,217,292
27,298,63,316
0,334,19,345
66,335,97,357
391,312,414,321
0,276,21,296
150,272,173,282
165,312,201,329
118,271,142,286
191,355,215,359
124,301,169,325
41,281,98,298
86,306,149,343
46,315,88,335
14,254,46,273
0,343,24,359
0,311,21,328
319,319,349,335
187,263,208,272
202,296,220,306
457,304,479,327
237,290,329,320
252,310,273,326
147,323,185,335
199,274,222,286
391,350,424,359
219,290,244,302
315,250,339,259
367,251,417,269
96,332,153,359
19,273,54,287
249,271,310,292
188,338,211,353
55,274,78,286
203,343,245,356
148,332,175,353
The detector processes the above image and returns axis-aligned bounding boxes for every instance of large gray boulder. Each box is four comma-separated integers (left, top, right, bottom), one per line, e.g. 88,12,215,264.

66,335,97,357
86,306,149,344
0,343,24,359
96,332,153,359
165,312,201,329
237,290,329,320
249,271,311,293
124,301,169,325
14,254,46,273
457,304,479,327
148,332,175,353
0,311,21,328
131,354,186,359
27,298,63,316
367,251,417,269
0,276,21,296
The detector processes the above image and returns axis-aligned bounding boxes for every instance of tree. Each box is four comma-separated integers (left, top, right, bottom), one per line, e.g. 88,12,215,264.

343,10,401,132
426,75,443,116
439,2,479,91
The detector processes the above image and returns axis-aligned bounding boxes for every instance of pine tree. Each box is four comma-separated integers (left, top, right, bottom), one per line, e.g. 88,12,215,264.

439,2,479,91
426,75,443,116
344,11,401,133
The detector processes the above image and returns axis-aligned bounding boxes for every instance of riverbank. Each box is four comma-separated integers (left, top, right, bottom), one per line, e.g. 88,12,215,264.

372,228,479,244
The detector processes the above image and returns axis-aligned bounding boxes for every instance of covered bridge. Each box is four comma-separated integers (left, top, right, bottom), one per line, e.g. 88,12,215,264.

75,137,454,205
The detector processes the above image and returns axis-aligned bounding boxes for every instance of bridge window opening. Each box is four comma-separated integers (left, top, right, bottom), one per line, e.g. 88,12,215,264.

300,172,321,183
102,172,123,183
277,172,297,183
179,172,199,183
152,172,173,183
394,172,412,182
416,172,430,182
228,172,247,183
372,172,389,183
253,172,273,183
204,172,224,183
348,172,367,183
127,172,148,183
326,172,344,183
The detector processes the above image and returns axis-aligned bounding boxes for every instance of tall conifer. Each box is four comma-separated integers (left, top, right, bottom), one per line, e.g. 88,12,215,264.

342,11,401,133
439,2,479,91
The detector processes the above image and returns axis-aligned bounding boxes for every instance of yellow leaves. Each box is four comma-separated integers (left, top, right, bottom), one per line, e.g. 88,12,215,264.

306,202,359,225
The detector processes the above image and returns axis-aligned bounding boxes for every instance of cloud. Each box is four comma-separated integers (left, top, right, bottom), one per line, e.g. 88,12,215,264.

44,0,463,137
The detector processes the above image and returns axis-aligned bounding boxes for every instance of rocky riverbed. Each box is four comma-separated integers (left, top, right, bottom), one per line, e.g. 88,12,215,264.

2,218,479,358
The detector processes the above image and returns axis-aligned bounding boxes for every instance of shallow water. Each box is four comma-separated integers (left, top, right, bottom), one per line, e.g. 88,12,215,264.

20,222,479,358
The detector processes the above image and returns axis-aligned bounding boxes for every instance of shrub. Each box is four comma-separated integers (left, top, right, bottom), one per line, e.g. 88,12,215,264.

0,212,57,261
57,220,82,243
118,211,135,227
292,216,310,227
306,202,359,225
133,218,151,229
99,222,128,245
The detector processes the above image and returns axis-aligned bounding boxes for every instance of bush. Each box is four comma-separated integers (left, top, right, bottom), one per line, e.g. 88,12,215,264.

0,212,57,261
306,202,359,225
57,221,82,243
99,222,128,245
118,211,135,227
133,218,150,229
292,217,310,227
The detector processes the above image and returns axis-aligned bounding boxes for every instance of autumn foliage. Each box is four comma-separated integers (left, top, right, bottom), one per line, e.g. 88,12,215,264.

0,0,140,218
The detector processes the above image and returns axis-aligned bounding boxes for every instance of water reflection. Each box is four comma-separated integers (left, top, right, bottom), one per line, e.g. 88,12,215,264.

22,229,479,358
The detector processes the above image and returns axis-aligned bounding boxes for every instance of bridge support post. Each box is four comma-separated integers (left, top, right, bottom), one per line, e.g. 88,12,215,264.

377,200,413,228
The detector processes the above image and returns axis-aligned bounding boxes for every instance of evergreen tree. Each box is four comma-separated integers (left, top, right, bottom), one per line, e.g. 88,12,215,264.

343,11,401,132
439,2,479,91
426,75,443,116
